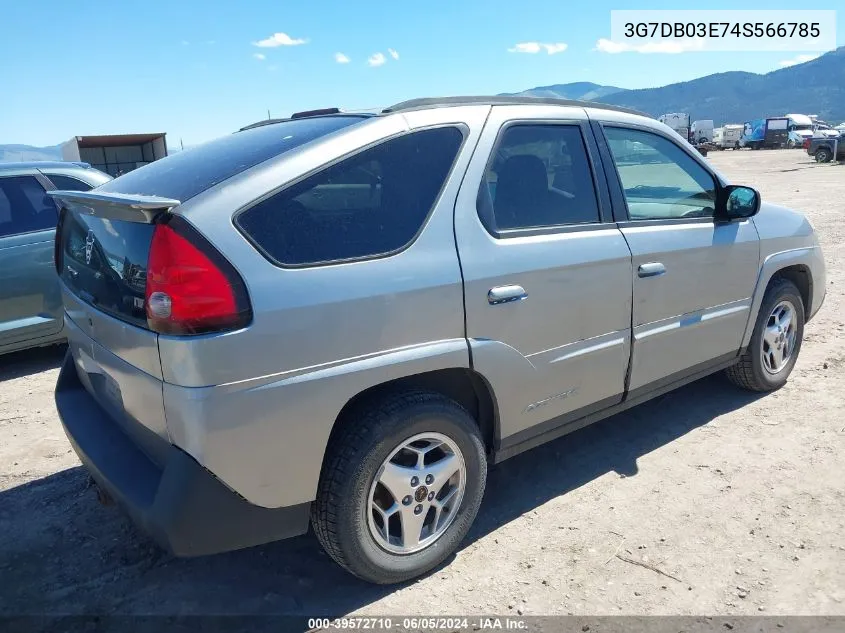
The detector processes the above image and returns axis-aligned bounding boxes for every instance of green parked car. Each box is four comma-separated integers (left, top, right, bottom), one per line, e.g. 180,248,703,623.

0,162,110,355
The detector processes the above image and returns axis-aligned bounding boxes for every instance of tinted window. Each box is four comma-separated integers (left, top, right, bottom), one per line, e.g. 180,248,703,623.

45,174,95,192
59,211,155,328
237,126,464,266
604,127,716,220
0,176,57,237
478,125,600,233
96,116,367,202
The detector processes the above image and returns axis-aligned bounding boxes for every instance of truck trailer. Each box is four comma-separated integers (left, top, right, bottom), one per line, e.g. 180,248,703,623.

61,133,167,177
740,118,789,150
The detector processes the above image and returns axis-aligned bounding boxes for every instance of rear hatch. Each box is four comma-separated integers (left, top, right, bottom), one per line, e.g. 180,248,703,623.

52,192,181,466
53,190,255,465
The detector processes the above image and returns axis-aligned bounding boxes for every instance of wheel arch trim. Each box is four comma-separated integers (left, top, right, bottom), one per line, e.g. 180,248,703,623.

741,247,821,349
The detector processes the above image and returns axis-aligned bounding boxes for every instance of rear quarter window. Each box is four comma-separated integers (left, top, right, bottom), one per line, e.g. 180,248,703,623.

44,174,96,192
235,126,465,267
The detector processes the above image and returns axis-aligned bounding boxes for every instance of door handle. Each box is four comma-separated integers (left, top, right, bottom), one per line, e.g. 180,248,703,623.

488,285,527,305
638,262,666,278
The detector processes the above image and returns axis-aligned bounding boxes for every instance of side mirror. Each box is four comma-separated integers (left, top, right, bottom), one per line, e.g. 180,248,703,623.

718,185,760,220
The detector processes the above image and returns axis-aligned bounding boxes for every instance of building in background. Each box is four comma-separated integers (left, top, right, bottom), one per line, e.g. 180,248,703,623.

61,133,167,177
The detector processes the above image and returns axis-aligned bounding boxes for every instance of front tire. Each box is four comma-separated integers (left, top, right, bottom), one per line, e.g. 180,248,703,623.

725,278,804,392
312,391,487,584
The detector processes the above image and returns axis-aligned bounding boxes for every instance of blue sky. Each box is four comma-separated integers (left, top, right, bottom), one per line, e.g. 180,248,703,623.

1,0,841,147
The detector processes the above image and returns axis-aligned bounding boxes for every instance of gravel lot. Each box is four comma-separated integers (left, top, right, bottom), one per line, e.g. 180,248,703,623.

1,149,843,617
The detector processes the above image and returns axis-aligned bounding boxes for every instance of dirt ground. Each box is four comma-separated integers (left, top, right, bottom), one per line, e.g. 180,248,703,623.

1,149,843,618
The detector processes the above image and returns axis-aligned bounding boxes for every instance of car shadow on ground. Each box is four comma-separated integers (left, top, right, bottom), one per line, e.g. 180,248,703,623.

0,374,765,617
0,344,65,382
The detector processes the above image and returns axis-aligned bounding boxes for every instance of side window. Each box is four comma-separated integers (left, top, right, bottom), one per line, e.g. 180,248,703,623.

0,176,58,237
236,127,464,266
604,127,716,220
45,174,95,192
478,124,600,233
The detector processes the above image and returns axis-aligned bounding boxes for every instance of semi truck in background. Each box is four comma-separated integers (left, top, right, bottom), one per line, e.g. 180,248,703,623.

691,120,714,144
740,117,789,149
786,114,815,148
658,113,690,139
713,124,744,149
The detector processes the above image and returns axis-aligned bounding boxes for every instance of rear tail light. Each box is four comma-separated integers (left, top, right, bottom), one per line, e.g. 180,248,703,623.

145,217,252,335
803,138,811,150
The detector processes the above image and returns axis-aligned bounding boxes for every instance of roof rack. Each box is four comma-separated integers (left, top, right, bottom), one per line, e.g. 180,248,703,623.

383,95,646,117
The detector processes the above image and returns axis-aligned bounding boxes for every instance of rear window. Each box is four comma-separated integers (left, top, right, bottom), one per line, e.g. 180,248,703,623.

59,210,155,328
95,116,368,202
235,126,465,266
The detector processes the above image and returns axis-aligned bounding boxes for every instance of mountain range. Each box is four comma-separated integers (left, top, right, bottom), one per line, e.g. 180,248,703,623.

510,46,845,126
0,143,62,163
502,81,627,101
2,48,843,162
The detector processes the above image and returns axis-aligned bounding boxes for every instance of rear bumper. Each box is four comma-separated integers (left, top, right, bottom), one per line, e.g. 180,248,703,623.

55,352,310,556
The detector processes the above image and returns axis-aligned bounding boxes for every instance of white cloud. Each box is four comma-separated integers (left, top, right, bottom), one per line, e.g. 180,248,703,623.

368,52,386,67
181,40,189,46
779,53,819,67
253,32,307,48
542,43,567,54
508,42,568,55
335,52,350,64
253,53,266,61
388,48,399,60
595,38,704,54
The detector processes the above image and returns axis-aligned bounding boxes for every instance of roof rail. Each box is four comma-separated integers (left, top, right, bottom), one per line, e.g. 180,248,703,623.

238,118,291,132
383,95,646,117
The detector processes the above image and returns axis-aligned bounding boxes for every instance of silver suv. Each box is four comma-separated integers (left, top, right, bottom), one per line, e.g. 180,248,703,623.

51,97,826,584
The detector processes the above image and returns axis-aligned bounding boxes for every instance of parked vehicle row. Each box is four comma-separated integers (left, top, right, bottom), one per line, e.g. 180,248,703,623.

704,113,841,152
46,96,825,584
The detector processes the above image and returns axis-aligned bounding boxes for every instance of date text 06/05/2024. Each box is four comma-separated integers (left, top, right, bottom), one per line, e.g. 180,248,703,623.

307,617,528,630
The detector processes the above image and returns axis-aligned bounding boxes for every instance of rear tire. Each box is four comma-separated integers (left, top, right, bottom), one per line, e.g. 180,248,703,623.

725,278,804,392
312,391,487,584
815,149,832,163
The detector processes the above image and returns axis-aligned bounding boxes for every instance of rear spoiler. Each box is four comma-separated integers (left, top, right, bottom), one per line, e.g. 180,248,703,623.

47,190,181,224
